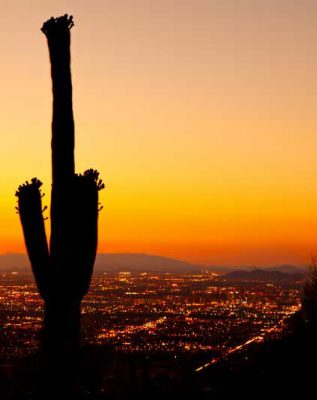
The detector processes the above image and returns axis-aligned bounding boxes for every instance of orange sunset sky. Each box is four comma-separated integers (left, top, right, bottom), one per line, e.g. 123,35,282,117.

1,0,317,266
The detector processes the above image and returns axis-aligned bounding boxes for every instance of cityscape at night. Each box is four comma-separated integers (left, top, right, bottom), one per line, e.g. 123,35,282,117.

0,269,303,367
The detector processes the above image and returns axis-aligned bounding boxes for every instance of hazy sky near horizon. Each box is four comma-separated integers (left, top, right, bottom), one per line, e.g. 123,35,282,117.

1,0,317,266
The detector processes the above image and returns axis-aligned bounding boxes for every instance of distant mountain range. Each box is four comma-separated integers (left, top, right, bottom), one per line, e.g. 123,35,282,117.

0,253,202,273
0,253,30,271
205,264,305,274
224,268,305,282
94,253,202,273
266,265,304,274
0,253,307,275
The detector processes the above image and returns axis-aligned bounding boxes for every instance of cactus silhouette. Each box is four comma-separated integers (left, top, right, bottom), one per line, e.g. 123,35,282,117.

15,15,104,356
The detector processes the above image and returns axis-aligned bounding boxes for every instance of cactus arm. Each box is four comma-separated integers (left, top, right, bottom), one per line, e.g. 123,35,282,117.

71,170,104,298
15,178,49,298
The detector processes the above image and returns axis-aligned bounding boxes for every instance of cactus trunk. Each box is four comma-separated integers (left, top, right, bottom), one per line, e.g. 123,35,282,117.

43,296,81,354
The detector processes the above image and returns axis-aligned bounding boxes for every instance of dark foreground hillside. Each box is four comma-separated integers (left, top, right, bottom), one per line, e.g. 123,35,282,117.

0,313,315,399
203,316,317,398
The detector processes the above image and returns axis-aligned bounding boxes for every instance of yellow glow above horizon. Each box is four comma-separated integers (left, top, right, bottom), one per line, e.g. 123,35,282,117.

1,0,317,266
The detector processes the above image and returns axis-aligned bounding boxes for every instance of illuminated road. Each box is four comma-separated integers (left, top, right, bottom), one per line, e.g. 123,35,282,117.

98,316,167,339
194,313,295,372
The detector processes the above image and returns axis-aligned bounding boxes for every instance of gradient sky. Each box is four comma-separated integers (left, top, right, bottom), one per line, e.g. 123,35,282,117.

1,0,317,266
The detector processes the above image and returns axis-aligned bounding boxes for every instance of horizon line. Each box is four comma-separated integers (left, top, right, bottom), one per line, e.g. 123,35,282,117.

0,252,307,268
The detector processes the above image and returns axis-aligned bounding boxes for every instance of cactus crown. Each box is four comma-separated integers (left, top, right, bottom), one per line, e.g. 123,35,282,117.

15,178,43,198
41,14,74,37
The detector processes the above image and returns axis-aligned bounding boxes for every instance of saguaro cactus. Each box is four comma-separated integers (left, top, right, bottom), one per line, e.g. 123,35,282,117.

15,15,104,355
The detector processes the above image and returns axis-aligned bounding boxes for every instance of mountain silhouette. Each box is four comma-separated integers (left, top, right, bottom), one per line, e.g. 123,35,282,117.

0,253,202,273
266,264,304,274
0,253,306,275
224,268,304,281
94,253,203,273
